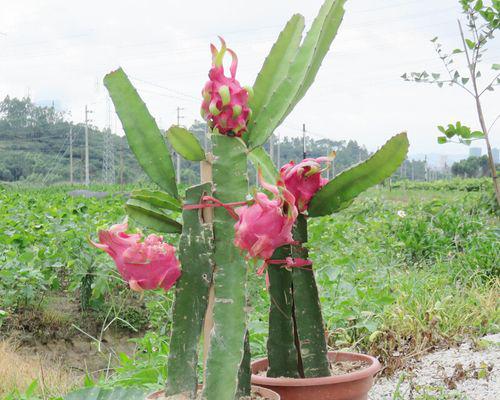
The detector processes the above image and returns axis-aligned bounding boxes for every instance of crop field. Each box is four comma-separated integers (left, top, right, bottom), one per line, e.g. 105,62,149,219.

0,180,498,399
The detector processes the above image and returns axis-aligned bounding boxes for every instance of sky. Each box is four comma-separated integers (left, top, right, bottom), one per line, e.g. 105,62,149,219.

1,0,499,160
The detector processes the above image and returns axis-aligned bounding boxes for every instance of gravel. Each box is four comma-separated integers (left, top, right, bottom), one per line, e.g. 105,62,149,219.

370,334,500,399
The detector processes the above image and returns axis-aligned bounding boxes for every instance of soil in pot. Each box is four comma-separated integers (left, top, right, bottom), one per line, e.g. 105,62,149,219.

146,385,280,400
251,351,381,400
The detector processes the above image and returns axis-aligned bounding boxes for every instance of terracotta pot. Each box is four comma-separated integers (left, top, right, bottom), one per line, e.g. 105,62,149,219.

251,351,381,400
146,385,280,399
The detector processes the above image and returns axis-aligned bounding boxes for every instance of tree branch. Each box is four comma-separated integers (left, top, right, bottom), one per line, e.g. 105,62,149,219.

479,72,500,97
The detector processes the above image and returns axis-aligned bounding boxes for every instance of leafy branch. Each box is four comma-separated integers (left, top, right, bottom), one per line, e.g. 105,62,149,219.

402,0,500,206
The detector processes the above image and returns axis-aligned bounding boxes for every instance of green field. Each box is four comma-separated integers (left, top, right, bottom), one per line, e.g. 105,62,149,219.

0,180,498,399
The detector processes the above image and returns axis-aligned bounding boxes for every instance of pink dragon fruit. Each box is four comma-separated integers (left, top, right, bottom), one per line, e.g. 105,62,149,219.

280,157,330,213
234,171,298,261
201,37,251,137
91,221,181,292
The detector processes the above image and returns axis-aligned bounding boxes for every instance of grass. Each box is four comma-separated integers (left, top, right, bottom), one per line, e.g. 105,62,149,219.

305,187,499,372
0,341,79,398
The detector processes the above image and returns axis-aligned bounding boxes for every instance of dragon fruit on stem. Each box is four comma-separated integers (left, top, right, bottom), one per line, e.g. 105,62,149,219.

91,221,181,292
234,171,298,263
201,37,251,137
280,157,330,213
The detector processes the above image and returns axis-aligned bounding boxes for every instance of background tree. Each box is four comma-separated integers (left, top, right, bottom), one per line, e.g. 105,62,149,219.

402,0,500,204
451,155,491,177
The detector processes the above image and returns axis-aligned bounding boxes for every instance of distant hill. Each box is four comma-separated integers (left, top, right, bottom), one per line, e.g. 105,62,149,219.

0,96,144,184
0,95,392,185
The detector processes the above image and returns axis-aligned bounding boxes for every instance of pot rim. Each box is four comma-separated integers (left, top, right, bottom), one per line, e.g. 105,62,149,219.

146,385,280,399
251,351,381,387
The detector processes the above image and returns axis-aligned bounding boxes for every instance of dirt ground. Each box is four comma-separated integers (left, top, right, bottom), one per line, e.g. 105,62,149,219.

370,333,500,399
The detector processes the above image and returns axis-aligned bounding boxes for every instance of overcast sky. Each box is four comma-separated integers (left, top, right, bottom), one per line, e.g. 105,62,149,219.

1,0,499,158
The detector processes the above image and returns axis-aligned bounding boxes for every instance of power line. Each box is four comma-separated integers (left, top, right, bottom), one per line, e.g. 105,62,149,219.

129,76,200,101
41,137,69,185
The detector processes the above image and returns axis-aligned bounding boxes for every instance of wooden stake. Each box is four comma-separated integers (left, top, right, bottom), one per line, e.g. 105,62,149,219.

200,155,214,383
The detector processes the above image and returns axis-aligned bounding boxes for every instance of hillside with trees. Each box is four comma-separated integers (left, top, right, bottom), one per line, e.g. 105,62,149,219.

1,96,398,185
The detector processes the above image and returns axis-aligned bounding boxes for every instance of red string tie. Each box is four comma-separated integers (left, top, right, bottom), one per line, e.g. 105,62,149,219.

183,195,248,220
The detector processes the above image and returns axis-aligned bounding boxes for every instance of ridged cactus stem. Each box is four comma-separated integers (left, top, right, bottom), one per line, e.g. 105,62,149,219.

202,135,250,400
266,245,300,378
165,182,215,397
235,331,251,399
291,214,330,377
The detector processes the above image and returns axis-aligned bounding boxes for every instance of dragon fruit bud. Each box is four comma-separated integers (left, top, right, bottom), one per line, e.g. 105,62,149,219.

234,171,298,260
201,37,251,137
91,221,181,292
280,157,331,213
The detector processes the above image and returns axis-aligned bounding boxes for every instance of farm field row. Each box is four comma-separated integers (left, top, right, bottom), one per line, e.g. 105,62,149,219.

0,182,498,399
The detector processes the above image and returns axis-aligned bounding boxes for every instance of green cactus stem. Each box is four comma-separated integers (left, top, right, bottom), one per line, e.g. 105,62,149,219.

291,214,330,377
165,182,215,397
235,331,251,399
266,245,300,378
202,135,249,400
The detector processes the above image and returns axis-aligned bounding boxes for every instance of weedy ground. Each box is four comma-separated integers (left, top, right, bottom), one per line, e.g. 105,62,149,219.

0,182,498,399
0,340,78,398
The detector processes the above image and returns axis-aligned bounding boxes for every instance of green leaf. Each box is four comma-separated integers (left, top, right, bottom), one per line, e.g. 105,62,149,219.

493,64,500,70
247,0,346,148
431,36,439,43
437,136,448,144
248,14,305,130
466,39,476,49
25,380,38,396
291,0,346,109
248,147,279,184
104,68,178,198
470,130,485,138
166,125,206,161
130,189,181,212
437,125,446,134
452,48,463,54
125,199,182,234
64,387,149,400
461,77,470,85
308,132,409,217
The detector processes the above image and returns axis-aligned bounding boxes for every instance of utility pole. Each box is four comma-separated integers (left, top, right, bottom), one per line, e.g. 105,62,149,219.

276,132,281,168
424,155,428,182
103,99,115,184
176,107,184,184
69,126,73,184
120,139,124,189
84,105,92,186
302,123,306,160
269,134,274,164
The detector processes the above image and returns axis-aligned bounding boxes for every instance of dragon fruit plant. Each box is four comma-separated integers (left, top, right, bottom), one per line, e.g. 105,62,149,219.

95,0,408,399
